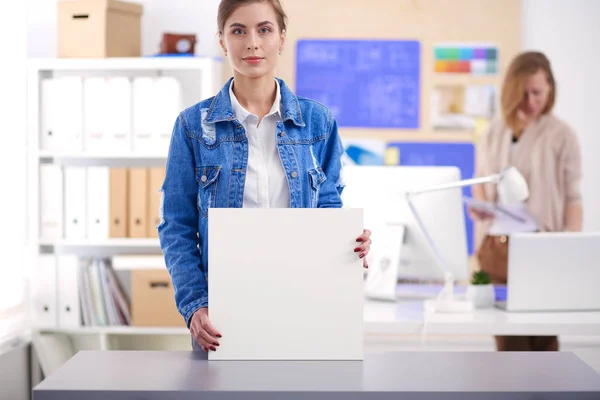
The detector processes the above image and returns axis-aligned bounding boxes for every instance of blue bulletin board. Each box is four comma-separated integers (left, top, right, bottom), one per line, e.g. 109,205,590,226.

386,142,476,255
296,40,421,129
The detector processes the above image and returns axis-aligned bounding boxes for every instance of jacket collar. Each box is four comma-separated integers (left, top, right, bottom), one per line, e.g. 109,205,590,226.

203,77,305,127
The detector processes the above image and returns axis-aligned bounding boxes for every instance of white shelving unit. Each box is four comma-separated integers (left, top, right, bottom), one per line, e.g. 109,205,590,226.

27,57,222,360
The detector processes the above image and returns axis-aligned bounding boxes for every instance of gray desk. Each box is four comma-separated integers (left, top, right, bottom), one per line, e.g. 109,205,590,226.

33,351,600,399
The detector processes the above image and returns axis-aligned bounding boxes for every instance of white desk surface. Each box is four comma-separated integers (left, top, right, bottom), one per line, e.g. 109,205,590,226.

363,285,600,336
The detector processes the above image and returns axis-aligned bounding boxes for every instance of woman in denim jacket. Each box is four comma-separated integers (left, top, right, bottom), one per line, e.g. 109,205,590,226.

158,0,372,353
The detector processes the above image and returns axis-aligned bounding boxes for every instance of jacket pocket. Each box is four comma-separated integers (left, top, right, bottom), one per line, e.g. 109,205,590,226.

308,167,326,208
196,166,221,217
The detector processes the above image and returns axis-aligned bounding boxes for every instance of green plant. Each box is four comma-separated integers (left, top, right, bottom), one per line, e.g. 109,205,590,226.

471,270,491,285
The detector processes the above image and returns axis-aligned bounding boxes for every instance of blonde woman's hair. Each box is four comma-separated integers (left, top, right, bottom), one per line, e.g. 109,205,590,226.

501,51,556,134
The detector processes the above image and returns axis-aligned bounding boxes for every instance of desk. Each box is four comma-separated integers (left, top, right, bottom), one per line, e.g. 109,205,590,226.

33,350,600,399
363,284,600,336
363,292,600,373
364,298,600,336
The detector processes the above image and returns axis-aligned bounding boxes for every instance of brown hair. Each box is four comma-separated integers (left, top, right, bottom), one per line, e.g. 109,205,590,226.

501,51,556,134
217,0,288,34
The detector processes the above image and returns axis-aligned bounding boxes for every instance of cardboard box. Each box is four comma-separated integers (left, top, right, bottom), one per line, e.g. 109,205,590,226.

131,269,185,327
57,0,143,58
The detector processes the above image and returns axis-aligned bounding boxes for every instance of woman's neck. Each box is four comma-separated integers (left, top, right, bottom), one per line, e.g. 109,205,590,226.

232,72,277,122
514,112,542,138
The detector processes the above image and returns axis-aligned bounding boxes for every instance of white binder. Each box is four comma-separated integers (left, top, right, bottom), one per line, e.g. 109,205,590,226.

64,167,87,239
86,167,110,239
31,255,58,329
57,255,82,329
83,77,107,152
105,77,132,152
154,76,182,154
40,79,60,151
55,76,83,152
39,164,64,240
132,77,155,152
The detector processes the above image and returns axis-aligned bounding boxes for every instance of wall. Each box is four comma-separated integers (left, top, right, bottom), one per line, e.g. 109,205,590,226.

277,0,520,142
1,0,28,349
521,0,600,232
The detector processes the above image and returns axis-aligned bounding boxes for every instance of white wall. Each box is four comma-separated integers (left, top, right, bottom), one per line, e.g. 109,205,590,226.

522,0,600,231
27,0,221,58
1,0,27,322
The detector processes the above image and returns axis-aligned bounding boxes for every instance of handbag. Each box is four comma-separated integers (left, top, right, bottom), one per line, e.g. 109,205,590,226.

476,235,509,284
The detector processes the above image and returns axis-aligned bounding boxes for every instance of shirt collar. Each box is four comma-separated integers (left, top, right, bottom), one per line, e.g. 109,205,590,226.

229,79,282,124
203,78,304,127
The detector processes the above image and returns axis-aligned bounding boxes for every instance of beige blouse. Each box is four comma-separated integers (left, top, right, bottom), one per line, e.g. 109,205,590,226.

475,113,582,237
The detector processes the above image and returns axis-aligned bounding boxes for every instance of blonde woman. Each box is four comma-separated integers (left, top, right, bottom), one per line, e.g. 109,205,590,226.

470,51,583,351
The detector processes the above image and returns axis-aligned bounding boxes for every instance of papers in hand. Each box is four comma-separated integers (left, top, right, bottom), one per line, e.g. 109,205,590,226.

463,196,526,223
463,196,539,235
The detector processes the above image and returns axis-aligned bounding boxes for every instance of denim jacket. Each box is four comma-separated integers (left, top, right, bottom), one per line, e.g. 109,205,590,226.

158,78,345,326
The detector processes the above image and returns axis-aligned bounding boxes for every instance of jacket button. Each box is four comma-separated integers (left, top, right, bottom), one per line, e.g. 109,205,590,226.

291,171,298,178
280,131,286,137
201,175,207,183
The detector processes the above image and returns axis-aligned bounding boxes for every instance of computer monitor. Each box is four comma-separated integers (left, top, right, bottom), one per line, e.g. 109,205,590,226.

341,166,469,295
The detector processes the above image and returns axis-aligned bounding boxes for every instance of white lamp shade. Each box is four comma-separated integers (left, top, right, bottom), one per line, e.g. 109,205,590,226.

497,167,529,204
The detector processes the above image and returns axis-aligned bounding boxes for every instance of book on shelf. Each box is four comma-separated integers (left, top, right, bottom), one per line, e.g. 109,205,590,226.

78,257,131,327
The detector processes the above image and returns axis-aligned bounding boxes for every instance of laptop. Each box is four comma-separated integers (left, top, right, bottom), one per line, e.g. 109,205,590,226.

497,232,600,312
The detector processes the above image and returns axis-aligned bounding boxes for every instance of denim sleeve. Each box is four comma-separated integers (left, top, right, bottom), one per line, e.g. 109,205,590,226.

158,113,208,328
317,113,345,208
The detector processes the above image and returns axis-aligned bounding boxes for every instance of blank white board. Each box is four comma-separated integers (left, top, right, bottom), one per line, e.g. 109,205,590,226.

208,208,364,360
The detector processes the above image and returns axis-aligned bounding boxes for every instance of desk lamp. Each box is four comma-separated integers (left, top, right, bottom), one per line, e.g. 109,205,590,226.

406,166,529,313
